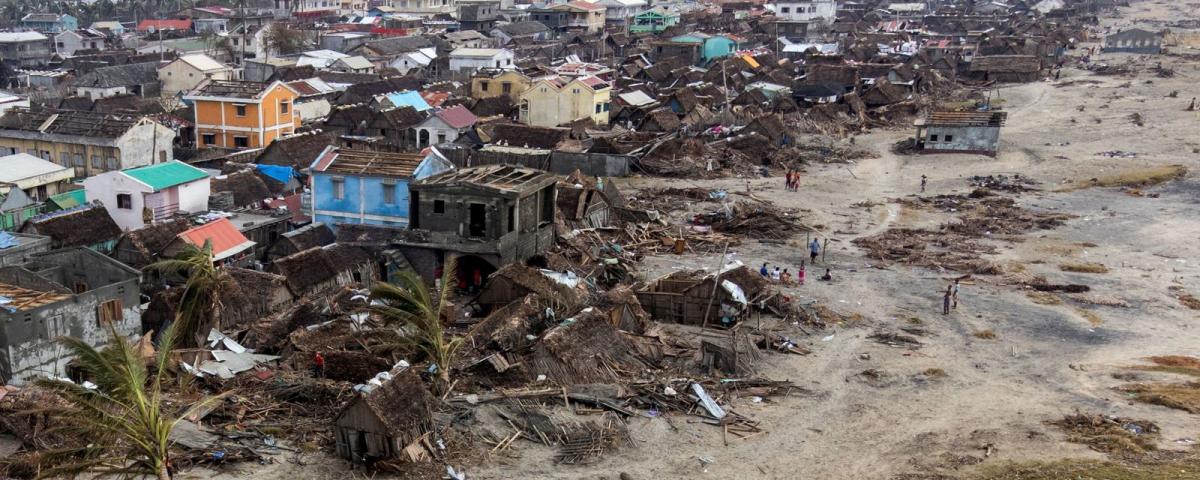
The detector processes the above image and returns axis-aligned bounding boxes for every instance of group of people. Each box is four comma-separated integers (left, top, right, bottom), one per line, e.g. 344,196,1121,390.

785,169,802,191
760,261,834,285
942,279,961,314
762,262,806,285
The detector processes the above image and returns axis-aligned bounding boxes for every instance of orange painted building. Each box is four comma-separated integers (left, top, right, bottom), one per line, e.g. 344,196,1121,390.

184,80,301,150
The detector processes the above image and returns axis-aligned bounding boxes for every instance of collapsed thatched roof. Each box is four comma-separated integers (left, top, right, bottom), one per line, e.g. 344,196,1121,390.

527,308,658,384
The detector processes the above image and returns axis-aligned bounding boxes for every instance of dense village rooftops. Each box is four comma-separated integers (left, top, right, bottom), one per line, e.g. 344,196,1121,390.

358,36,434,55
414,164,556,195
918,111,1008,127
0,281,72,311
496,21,550,36
314,149,427,178
0,109,141,139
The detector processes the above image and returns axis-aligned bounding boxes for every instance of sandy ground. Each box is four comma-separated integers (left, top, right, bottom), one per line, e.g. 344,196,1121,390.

199,1,1200,479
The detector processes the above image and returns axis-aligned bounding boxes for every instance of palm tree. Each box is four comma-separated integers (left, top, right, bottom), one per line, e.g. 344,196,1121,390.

143,242,232,349
369,262,463,392
34,324,224,480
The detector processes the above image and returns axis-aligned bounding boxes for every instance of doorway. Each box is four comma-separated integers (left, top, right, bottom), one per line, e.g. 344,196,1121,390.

468,203,486,238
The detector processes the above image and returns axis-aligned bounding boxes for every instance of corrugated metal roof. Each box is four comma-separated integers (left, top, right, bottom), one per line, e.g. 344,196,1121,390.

384,90,431,112
434,105,478,129
177,217,254,261
179,54,228,72
0,153,71,184
48,190,87,209
123,161,209,190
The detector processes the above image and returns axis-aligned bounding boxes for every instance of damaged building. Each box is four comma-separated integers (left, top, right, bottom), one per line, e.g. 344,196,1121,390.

354,165,559,283
915,110,1008,156
0,248,141,385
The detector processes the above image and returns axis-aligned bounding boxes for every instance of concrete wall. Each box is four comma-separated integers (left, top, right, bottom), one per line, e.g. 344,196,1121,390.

922,125,1001,154
118,121,179,168
548,151,631,177
159,61,233,95
55,31,107,57
82,170,152,231
0,234,50,267
0,39,54,67
0,250,140,385
313,173,412,228
409,184,556,264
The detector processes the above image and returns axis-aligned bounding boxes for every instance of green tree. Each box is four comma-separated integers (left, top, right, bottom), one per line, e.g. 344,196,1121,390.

264,23,308,56
369,264,462,392
34,325,224,480
143,242,232,349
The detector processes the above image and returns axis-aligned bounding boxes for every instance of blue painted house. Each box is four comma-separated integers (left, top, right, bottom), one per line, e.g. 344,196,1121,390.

20,13,78,33
669,32,744,64
310,148,453,229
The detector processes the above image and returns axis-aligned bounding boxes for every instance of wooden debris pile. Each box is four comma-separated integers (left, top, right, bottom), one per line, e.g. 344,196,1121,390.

856,193,1071,273
705,201,808,240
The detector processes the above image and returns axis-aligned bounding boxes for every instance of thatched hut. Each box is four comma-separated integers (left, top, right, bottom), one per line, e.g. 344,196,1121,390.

333,369,434,464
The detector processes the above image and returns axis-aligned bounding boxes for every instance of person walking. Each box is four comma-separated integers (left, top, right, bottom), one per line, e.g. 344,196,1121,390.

809,238,821,264
921,174,928,193
943,285,952,315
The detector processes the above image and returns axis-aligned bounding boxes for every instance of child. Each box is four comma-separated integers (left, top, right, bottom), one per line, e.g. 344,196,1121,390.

797,262,806,285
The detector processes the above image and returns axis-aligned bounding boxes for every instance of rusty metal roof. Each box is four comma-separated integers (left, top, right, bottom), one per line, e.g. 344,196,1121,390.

414,164,555,194
922,110,1007,127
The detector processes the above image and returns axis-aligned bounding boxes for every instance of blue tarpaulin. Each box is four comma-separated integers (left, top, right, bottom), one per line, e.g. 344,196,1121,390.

254,164,295,184
0,232,18,249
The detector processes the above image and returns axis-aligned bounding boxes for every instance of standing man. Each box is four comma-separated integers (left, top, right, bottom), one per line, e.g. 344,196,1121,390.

809,238,821,264
952,279,961,310
921,175,928,193
943,285,952,315
313,351,325,378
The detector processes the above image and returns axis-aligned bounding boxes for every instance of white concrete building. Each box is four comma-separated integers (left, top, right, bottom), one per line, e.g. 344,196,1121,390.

448,48,514,77
390,48,437,75
770,0,836,23
82,161,211,231
599,0,647,25
53,29,107,57
158,54,233,95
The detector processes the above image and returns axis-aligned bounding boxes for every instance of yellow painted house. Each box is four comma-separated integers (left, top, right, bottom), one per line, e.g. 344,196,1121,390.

184,80,301,150
470,68,532,103
518,75,612,128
